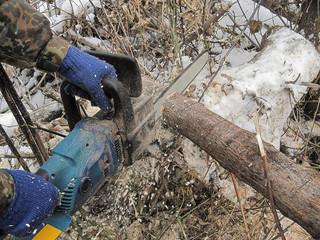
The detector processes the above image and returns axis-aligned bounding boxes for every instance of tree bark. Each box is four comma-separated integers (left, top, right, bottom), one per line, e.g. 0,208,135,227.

162,92,320,239
297,0,319,47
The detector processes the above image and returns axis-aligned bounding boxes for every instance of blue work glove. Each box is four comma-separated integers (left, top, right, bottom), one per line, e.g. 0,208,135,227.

0,170,60,237
58,46,117,112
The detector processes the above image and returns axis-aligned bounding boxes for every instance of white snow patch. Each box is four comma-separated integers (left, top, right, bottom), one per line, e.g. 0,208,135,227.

0,112,18,137
49,0,102,32
203,27,320,148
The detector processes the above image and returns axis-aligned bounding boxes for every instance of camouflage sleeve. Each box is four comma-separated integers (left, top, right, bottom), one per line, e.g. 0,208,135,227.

0,169,14,218
0,0,70,72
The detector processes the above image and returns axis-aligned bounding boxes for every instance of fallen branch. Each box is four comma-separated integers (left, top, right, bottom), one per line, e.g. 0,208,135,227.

162,92,320,238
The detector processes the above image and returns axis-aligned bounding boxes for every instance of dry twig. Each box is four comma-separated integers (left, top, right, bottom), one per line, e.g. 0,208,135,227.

254,112,286,240
231,173,251,240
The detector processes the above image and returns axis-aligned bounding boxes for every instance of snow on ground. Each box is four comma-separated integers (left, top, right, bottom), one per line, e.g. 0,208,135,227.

0,112,18,137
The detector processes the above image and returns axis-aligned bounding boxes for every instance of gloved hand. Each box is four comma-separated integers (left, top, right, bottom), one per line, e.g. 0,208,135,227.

58,46,117,112
0,170,60,237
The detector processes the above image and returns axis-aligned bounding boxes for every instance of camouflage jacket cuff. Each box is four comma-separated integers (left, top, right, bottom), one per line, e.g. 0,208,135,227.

36,35,70,72
0,169,15,218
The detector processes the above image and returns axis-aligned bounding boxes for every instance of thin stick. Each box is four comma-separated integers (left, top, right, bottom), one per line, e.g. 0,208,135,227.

0,80,44,165
102,5,130,55
226,12,260,50
177,218,188,240
317,0,319,49
29,125,67,138
0,64,48,165
184,4,232,45
29,72,47,95
6,71,49,162
155,211,180,240
11,70,35,111
199,0,264,102
231,173,251,240
235,0,261,47
0,123,30,171
156,194,185,240
0,154,35,159
253,113,286,240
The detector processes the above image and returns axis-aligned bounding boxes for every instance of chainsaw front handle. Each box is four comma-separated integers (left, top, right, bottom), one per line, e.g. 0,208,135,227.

60,77,135,132
60,51,141,131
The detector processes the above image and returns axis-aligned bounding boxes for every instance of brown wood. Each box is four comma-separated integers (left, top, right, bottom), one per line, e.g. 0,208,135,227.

162,92,320,238
297,0,319,46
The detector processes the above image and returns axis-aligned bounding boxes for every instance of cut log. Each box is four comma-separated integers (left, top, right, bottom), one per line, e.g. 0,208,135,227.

162,92,320,238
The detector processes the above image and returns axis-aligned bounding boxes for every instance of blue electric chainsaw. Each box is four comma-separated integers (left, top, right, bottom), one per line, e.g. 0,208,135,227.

10,50,209,240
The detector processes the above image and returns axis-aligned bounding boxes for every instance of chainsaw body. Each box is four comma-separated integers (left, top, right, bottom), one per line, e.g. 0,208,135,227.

12,52,160,240
9,50,208,240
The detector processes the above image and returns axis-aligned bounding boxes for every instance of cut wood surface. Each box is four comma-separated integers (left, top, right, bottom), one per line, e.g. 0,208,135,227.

162,92,320,238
